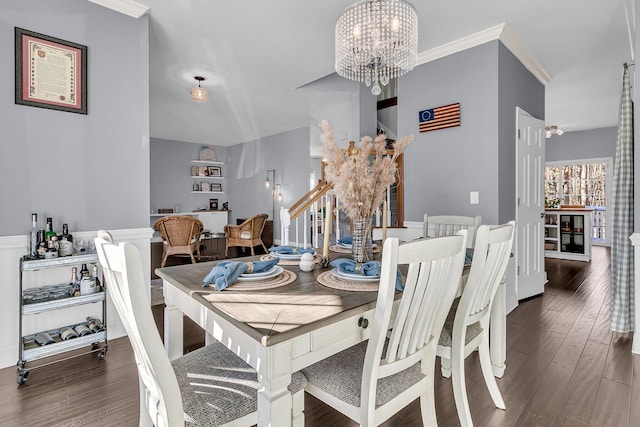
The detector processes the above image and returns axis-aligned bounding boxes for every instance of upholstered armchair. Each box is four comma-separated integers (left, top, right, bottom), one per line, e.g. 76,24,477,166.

224,213,269,257
153,215,203,267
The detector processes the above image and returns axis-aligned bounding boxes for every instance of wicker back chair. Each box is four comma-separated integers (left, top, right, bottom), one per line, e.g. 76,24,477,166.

224,213,269,257
153,215,204,267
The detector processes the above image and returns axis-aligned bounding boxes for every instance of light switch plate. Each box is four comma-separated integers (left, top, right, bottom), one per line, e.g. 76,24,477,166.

470,191,479,204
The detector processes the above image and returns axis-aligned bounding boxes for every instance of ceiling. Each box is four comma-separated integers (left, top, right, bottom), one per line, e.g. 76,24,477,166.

122,0,634,146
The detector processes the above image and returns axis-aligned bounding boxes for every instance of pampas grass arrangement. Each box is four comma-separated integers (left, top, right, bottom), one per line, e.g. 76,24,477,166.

320,120,414,220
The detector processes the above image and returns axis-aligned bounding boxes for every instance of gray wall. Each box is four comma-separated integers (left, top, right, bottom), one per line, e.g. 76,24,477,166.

397,40,544,225
497,42,545,223
636,0,640,229
225,127,311,239
0,1,149,236
150,139,228,215
546,127,617,162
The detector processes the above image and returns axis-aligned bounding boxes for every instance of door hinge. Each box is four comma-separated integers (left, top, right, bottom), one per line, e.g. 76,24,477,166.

517,266,520,275
517,197,520,206
518,129,521,139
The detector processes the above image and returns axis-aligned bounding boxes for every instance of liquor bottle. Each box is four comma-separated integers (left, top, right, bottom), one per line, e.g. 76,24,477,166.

59,326,78,340
44,238,58,259
58,224,74,257
86,317,105,333
44,217,56,241
36,229,47,259
28,213,38,259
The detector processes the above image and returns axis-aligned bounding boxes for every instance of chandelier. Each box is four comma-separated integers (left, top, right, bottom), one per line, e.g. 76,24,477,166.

335,0,418,95
191,76,208,102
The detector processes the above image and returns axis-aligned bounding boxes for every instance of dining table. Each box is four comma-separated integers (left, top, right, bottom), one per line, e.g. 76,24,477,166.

155,251,507,427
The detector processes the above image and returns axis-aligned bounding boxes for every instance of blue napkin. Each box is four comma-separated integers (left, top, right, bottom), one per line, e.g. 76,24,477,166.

330,258,404,291
203,258,280,291
269,246,315,255
465,248,473,265
338,236,352,245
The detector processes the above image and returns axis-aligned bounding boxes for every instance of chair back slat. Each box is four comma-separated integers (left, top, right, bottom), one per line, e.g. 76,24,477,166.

423,214,481,248
368,231,467,372
95,236,185,426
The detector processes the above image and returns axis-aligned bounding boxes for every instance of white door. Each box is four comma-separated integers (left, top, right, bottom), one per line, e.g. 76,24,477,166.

516,107,546,299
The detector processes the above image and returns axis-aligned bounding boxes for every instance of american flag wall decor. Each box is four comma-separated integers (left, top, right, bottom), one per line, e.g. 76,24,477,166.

418,103,460,132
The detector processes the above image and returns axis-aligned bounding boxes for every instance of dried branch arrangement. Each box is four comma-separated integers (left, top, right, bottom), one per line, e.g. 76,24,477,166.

320,120,414,220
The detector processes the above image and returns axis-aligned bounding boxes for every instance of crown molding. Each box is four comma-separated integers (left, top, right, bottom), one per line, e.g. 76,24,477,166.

88,0,149,19
417,23,551,85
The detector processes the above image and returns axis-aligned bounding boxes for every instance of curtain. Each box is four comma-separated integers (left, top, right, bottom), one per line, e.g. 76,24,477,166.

611,65,634,332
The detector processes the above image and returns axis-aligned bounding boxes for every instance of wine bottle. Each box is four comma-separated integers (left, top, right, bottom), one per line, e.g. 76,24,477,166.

44,217,56,241
44,238,58,259
28,213,38,259
73,323,92,336
59,326,78,340
58,223,74,257
86,317,105,333
35,332,55,346
70,267,80,297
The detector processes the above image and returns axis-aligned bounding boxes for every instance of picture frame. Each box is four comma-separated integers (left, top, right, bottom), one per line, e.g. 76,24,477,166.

211,183,222,192
15,27,87,114
200,182,210,192
209,198,218,210
199,145,216,161
193,183,200,191
208,166,221,177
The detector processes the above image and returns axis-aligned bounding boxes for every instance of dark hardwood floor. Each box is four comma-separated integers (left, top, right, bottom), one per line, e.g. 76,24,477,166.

1,246,637,426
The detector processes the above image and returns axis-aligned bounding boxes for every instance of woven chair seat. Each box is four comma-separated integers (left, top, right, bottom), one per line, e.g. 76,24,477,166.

174,343,305,426
154,215,203,267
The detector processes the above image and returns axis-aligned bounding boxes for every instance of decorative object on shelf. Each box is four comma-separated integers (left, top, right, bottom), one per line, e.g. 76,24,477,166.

201,182,210,192
209,198,218,210
158,208,174,214
418,103,460,133
211,183,222,192
335,0,418,95
222,202,229,211
320,120,413,263
199,145,216,161
193,183,200,191
15,28,88,114
208,166,221,176
545,125,564,138
191,76,208,102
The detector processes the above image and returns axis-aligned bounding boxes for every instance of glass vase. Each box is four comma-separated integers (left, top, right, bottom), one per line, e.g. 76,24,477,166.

351,216,373,263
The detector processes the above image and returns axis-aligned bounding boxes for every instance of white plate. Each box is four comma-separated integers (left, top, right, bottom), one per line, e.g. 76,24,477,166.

331,268,380,282
236,266,284,282
239,265,278,278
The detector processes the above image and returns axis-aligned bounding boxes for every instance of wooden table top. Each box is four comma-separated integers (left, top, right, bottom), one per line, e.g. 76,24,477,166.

156,256,390,347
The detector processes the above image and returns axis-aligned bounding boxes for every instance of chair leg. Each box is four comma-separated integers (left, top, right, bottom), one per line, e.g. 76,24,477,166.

261,242,268,254
225,243,229,258
478,333,505,409
250,246,255,256
419,357,438,426
451,342,473,427
440,354,452,378
291,389,305,427
160,251,168,268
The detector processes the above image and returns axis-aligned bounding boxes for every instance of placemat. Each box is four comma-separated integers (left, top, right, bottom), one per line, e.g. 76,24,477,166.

259,253,322,266
316,270,380,292
329,244,381,254
223,269,298,291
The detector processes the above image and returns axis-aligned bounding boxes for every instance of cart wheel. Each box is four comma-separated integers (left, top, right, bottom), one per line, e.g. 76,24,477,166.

16,361,25,370
98,349,107,359
17,370,29,385
91,343,100,350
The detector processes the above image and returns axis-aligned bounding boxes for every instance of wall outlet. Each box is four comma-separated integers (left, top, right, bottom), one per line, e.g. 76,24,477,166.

470,191,479,204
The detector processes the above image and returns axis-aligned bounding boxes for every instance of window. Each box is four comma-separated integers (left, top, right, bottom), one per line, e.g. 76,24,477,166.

544,159,611,245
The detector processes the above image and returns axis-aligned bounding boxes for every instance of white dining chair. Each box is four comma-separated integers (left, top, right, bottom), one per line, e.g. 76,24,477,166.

94,232,305,427
436,221,515,427
301,232,468,426
423,214,481,248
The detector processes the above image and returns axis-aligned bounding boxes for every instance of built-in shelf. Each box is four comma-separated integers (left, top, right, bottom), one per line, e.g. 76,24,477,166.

191,191,224,194
190,160,224,166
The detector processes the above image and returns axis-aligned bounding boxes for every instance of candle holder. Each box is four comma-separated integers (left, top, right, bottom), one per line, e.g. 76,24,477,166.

319,256,331,268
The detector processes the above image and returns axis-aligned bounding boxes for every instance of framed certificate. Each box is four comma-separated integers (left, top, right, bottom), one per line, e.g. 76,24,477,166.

15,27,88,114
